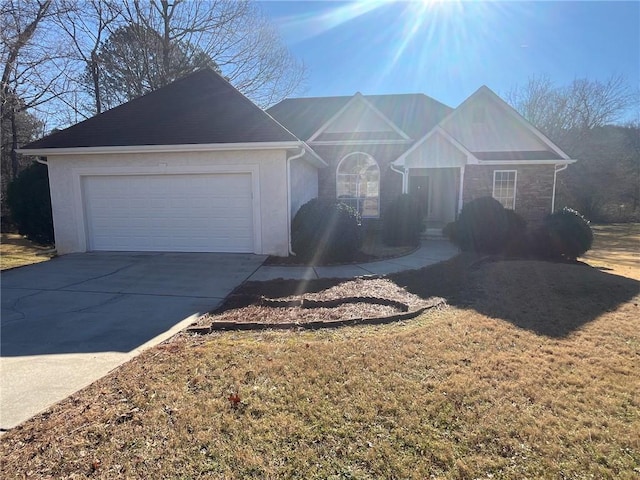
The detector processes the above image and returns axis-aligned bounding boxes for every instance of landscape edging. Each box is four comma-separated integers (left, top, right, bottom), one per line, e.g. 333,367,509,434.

187,299,445,334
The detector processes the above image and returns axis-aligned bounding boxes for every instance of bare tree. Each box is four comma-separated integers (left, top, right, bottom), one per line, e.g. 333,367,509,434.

1,0,70,181
508,75,640,221
95,20,222,110
102,0,306,108
507,74,638,153
55,0,123,116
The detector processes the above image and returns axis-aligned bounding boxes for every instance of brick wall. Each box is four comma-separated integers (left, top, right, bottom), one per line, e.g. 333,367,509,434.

463,164,555,224
312,143,406,215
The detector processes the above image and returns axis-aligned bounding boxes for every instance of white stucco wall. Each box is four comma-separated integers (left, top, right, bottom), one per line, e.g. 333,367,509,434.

289,157,318,218
45,149,290,256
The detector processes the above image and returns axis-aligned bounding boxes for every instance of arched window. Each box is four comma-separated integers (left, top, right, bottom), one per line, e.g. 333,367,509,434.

336,152,380,217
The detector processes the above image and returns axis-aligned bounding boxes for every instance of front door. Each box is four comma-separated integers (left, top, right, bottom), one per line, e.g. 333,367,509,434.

409,175,429,219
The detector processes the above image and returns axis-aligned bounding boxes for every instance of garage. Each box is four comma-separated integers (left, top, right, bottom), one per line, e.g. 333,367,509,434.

82,173,254,253
19,68,325,256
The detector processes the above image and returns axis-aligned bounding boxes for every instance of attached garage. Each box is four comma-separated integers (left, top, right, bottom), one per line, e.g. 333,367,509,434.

18,69,324,256
82,173,254,253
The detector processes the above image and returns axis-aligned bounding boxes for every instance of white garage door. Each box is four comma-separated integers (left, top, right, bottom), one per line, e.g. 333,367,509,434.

82,173,254,252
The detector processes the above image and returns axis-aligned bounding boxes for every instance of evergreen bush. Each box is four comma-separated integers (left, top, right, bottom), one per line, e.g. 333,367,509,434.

291,198,362,263
534,208,593,260
382,194,423,246
6,162,54,244
444,197,511,253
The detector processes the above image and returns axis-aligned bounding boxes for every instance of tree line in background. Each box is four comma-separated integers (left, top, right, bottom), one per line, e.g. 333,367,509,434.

1,0,306,218
1,1,639,233
507,74,639,222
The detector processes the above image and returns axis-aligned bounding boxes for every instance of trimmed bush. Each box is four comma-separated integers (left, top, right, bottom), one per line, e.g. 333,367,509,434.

6,162,54,244
532,208,593,260
382,194,423,246
444,197,526,254
291,198,362,263
503,208,529,256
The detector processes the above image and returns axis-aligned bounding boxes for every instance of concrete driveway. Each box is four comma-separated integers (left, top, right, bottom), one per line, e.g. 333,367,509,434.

1,252,265,431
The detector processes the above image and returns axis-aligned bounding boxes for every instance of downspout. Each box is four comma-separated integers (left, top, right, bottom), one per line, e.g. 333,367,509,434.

36,156,48,166
458,165,465,215
551,164,568,213
390,163,407,193
287,146,306,255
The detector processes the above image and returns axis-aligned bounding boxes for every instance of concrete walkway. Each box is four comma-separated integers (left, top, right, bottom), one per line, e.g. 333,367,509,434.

249,238,459,281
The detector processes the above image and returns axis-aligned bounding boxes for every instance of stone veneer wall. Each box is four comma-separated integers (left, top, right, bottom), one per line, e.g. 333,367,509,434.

463,164,556,224
313,143,406,217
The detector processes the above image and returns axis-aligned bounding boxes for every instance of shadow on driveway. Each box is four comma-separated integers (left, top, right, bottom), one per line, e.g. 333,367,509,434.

1,252,266,357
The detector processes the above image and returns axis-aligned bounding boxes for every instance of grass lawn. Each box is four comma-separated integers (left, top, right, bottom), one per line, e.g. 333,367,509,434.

0,233,54,270
1,226,639,479
581,223,640,280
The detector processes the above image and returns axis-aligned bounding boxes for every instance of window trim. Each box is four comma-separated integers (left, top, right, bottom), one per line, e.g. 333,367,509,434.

492,169,517,210
336,152,380,218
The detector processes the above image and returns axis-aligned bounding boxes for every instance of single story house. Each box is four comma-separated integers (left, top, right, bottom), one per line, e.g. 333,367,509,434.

20,68,575,256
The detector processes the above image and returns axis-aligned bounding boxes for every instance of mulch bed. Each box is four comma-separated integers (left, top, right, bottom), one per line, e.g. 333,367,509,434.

190,278,446,332
188,254,483,333
263,238,417,266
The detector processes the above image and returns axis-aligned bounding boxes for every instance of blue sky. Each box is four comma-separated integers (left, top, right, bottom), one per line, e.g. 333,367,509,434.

259,1,640,114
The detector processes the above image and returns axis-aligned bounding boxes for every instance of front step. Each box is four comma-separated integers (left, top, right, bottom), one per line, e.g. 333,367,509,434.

421,227,445,239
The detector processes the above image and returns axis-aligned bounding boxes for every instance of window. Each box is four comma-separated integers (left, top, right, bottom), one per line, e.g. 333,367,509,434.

493,170,517,209
336,152,380,217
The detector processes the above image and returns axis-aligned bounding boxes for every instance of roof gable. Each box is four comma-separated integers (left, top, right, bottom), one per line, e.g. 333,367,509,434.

395,126,476,168
267,93,452,142
309,93,410,142
22,69,298,150
439,85,571,160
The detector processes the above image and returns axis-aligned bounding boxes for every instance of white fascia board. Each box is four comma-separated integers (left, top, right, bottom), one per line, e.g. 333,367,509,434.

307,92,410,142
17,141,303,156
299,142,327,168
392,126,478,167
477,159,576,165
435,85,573,162
355,94,411,140
310,139,413,146
473,86,572,161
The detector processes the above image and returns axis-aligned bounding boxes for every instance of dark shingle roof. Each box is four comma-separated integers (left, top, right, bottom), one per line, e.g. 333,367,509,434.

472,150,563,161
267,93,453,141
22,69,298,150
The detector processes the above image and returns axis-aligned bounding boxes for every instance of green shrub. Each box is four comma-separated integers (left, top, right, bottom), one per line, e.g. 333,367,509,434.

503,209,529,255
382,194,423,246
6,162,54,245
532,208,593,260
444,197,524,254
291,198,362,263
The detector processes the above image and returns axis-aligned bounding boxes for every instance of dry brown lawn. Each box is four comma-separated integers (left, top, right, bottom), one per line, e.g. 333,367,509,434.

0,233,54,270
582,223,640,280
1,225,638,479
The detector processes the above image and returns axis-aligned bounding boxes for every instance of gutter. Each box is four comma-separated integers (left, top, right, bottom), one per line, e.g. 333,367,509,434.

476,159,575,165
286,146,307,255
551,163,570,213
16,141,307,157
